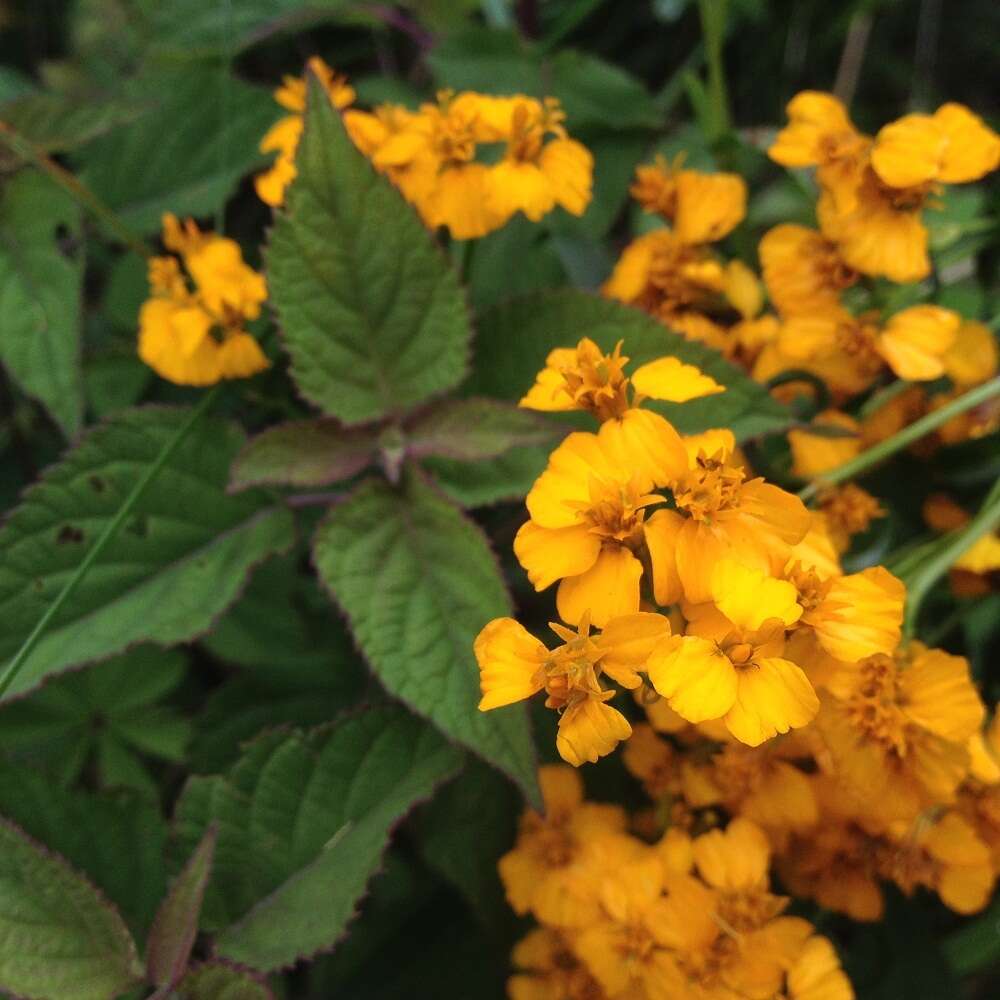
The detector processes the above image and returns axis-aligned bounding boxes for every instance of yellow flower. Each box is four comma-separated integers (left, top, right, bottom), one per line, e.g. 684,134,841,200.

943,319,999,388
817,484,885,554
255,57,355,207
785,934,855,1000
474,613,670,766
759,223,857,316
138,215,268,387
484,97,594,223
877,304,960,380
787,409,861,479
644,448,810,604
631,155,747,244
870,103,1000,189
516,411,688,625
507,928,607,1000
647,560,819,745
518,337,723,420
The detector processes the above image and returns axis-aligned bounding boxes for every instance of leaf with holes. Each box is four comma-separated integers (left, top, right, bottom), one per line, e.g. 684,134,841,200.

0,407,295,701
0,168,84,438
267,75,470,424
0,817,143,1000
312,471,538,802
172,705,462,970
470,291,791,440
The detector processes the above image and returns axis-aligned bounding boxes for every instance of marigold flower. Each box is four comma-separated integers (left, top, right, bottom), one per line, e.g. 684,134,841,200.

787,409,861,479
647,560,819,745
255,57,355,206
138,214,268,386
507,928,606,1000
817,484,885,553
759,223,856,317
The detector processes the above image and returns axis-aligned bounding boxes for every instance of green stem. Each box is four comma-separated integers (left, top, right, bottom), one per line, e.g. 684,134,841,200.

901,476,1000,640
0,388,220,700
798,377,1000,502
697,0,730,141
0,123,151,260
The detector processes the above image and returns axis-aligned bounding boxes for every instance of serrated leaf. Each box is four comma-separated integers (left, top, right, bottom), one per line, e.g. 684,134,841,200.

0,168,84,437
176,960,274,1000
0,817,142,1000
172,706,463,970
267,76,470,425
470,291,791,440
425,446,550,508
312,471,538,801
147,826,217,988
407,398,556,461
0,407,295,701
0,766,167,938
0,92,146,152
76,62,277,233
230,419,377,491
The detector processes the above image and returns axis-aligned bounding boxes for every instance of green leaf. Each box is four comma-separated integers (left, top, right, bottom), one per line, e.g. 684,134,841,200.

230,419,377,491
175,960,274,1000
470,291,791,440
173,706,463,970
0,765,168,938
425,446,550,508
267,75,470,425
0,816,143,1000
415,759,519,930
0,407,295,701
0,168,84,437
407,398,556,461
0,92,146,152
312,471,538,801
942,896,1000,975
76,62,277,233
147,826,217,988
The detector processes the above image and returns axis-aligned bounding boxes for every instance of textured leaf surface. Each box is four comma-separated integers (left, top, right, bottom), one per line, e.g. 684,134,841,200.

172,706,462,970
471,291,791,440
0,817,142,1000
230,419,376,491
313,472,538,801
424,446,550,508
176,961,274,1000
76,62,276,233
407,398,556,461
0,766,167,938
147,826,217,988
0,92,145,151
0,168,84,437
0,407,295,700
267,77,470,424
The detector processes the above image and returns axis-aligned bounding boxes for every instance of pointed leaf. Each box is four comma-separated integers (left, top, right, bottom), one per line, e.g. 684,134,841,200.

267,76,470,425
471,291,791,440
0,816,142,1000
0,407,295,701
172,706,462,969
230,419,376,491
406,398,557,462
312,471,538,802
147,825,217,988
175,960,274,1000
0,168,84,437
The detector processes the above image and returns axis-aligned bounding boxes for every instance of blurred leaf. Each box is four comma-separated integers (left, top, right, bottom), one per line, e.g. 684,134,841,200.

147,826,216,988
0,408,295,701
312,470,539,802
425,445,549,507
407,398,556,461
76,61,277,233
0,67,35,102
469,291,791,439
175,960,275,1000
0,92,146,152
230,419,377,491
0,817,142,1000
173,706,463,970
943,889,1000,975
0,766,167,937
0,168,84,437
268,76,470,425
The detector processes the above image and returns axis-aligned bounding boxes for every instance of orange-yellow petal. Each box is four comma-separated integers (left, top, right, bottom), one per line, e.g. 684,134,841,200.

474,617,546,710
724,657,818,746
557,545,643,628
630,356,725,403
647,635,739,722
513,519,602,591
556,697,632,766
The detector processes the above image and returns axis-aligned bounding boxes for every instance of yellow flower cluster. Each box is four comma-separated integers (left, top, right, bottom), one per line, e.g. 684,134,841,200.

138,214,269,386
474,336,910,764
255,57,594,240
503,766,854,1000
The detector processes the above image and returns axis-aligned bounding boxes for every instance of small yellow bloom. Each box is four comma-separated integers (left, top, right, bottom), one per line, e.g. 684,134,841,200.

788,409,861,479
943,319,999,388
255,57,355,207
877,304,960,381
759,223,856,316
817,484,885,554
138,215,268,387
